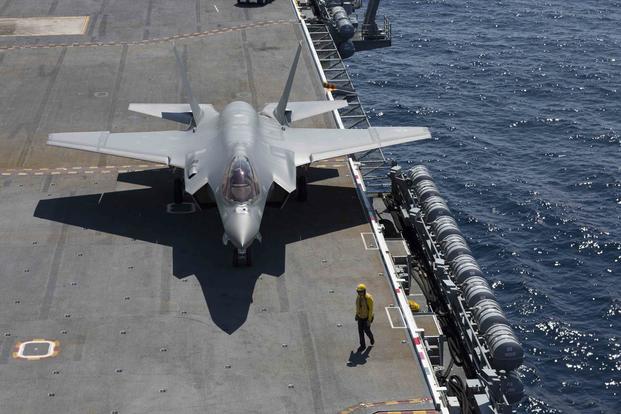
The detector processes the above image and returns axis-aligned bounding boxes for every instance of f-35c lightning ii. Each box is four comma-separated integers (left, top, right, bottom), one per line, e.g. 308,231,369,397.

48,43,431,266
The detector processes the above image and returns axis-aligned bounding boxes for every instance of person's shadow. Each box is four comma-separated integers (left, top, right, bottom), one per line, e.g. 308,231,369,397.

34,167,362,334
347,346,373,367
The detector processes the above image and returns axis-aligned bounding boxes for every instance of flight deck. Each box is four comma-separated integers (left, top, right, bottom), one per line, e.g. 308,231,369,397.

0,0,437,412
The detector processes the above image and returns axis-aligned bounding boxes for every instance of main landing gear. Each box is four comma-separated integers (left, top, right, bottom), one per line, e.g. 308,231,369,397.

173,178,184,204
233,247,252,267
296,175,307,202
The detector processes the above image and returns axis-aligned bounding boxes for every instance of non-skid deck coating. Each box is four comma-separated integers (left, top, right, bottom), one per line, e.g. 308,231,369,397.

0,0,434,412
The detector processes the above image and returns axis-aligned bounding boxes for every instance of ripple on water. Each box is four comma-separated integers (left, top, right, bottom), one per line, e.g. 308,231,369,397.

348,0,621,411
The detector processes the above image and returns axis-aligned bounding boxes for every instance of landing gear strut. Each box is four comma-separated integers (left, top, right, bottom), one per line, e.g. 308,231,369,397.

173,178,184,204
233,247,252,267
296,175,307,202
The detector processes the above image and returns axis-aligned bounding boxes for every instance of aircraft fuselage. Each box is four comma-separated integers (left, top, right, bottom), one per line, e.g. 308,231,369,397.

192,101,281,254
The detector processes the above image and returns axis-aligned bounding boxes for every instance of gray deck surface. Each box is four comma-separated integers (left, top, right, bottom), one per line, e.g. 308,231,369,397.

0,0,434,412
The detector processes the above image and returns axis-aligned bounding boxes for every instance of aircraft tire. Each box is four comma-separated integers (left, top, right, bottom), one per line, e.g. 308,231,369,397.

174,178,184,204
296,175,307,202
232,248,239,267
246,247,252,266
232,248,252,267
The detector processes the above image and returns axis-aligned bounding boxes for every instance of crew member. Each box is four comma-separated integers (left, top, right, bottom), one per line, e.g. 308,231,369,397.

355,283,375,349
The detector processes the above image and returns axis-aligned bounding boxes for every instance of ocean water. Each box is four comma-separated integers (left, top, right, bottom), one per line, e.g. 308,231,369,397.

347,0,620,412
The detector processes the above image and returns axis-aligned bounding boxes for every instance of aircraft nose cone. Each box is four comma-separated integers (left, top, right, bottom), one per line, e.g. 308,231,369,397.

224,209,260,249
232,226,252,249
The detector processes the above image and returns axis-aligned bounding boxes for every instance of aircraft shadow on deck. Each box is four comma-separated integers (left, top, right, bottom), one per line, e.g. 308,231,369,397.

234,0,274,8
33,167,362,334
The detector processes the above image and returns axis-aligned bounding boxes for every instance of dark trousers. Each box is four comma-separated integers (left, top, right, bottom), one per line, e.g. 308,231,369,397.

357,318,374,347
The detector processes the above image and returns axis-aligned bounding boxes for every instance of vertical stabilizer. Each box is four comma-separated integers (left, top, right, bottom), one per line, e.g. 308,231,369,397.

274,42,302,126
172,44,204,126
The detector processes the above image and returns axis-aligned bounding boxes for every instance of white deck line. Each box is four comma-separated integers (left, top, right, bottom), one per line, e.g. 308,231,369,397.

385,306,407,329
289,1,449,411
348,158,449,412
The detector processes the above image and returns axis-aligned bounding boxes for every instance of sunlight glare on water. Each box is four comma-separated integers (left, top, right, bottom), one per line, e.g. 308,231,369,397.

348,0,621,412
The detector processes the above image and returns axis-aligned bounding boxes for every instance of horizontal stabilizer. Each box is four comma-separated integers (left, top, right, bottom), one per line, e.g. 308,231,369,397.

261,100,348,123
128,103,218,125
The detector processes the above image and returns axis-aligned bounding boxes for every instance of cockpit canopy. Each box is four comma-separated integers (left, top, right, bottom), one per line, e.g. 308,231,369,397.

222,156,260,203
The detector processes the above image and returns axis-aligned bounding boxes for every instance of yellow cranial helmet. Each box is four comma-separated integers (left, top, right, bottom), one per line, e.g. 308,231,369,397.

356,283,367,292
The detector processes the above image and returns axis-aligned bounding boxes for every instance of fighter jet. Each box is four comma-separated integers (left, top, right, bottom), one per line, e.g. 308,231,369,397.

48,44,431,266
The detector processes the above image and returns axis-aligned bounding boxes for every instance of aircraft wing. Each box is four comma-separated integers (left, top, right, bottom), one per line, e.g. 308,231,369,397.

261,100,348,123
48,130,196,168
279,127,431,166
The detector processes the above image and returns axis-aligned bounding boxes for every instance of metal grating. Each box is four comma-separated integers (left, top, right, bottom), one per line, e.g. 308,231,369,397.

305,23,394,191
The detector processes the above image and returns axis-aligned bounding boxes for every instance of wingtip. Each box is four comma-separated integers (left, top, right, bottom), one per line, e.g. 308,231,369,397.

423,127,432,139
46,135,64,146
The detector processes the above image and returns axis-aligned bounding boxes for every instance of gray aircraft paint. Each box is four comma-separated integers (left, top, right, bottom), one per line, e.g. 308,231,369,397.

48,44,431,262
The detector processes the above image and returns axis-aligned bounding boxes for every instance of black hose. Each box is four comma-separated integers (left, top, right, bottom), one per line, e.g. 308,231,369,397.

436,357,454,384
448,375,475,414
409,252,466,368
436,312,466,367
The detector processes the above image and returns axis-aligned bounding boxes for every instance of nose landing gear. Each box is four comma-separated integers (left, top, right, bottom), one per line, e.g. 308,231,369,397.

233,247,252,267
